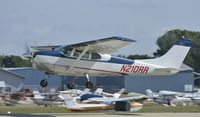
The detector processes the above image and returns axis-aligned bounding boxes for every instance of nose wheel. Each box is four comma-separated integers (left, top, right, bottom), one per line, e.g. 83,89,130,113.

40,79,48,87
40,74,49,88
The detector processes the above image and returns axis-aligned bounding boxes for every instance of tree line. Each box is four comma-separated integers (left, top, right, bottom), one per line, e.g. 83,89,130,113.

0,55,31,68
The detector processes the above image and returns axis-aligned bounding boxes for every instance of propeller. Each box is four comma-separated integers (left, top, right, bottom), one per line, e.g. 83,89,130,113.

23,42,33,59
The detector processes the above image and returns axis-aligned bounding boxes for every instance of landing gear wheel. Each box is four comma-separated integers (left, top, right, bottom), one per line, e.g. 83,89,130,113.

85,81,93,89
40,79,48,87
67,82,76,89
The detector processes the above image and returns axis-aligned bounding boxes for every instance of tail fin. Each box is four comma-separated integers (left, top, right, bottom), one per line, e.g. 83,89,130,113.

141,37,192,69
79,88,91,96
33,90,44,99
61,94,77,109
145,89,155,98
94,88,103,95
113,88,125,98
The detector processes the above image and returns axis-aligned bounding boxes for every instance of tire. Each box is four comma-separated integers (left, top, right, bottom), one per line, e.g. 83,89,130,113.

67,82,76,89
85,81,93,89
40,79,48,87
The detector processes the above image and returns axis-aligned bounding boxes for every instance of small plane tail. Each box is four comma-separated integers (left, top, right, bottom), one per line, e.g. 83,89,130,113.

79,88,91,96
61,94,77,109
94,88,103,95
141,37,192,69
113,88,125,98
33,90,44,99
145,89,155,98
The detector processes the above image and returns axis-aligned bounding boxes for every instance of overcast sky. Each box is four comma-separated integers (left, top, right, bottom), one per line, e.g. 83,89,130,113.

0,0,200,56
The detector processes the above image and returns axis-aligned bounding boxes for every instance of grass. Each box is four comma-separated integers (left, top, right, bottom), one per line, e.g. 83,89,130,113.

140,103,200,113
0,105,70,114
1,103,200,114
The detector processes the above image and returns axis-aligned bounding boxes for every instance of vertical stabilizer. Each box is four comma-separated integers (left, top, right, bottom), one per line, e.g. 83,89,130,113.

33,91,44,99
141,37,192,69
61,94,77,109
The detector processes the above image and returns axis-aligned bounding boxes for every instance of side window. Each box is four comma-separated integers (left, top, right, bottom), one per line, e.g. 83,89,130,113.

82,52,89,59
91,53,101,60
60,47,73,57
73,50,81,58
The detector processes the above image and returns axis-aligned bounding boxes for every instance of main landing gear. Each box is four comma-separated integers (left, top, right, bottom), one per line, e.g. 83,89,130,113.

40,75,49,88
67,74,94,89
85,74,94,89
39,73,94,89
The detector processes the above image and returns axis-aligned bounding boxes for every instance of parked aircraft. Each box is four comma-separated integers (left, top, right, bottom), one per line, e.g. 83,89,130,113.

146,89,191,106
61,94,143,112
23,36,192,89
32,91,64,107
32,88,92,107
158,90,200,105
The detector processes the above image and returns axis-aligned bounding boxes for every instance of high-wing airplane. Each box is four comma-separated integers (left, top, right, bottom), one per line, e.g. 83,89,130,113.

23,36,192,89
61,94,143,112
32,91,65,107
145,89,191,106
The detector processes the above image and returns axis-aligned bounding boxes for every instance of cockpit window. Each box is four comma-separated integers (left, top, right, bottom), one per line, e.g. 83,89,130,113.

60,46,73,57
91,53,101,60
60,47,101,61
82,52,89,59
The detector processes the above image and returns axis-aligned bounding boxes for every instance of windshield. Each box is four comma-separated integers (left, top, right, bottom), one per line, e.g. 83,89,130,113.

60,47,102,61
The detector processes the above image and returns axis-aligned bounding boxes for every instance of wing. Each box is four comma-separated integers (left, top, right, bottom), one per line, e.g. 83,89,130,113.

60,36,136,54
87,96,145,103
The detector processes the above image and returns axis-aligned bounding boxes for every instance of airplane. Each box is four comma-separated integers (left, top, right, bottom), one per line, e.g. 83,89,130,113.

61,94,143,112
80,88,126,103
32,88,91,107
157,89,200,105
32,91,65,107
93,88,125,98
23,36,192,89
145,89,191,106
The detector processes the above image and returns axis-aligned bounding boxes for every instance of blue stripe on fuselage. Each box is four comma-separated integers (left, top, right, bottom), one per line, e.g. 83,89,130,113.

35,51,134,64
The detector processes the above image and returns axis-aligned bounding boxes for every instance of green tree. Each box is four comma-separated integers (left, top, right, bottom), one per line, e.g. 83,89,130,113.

127,54,151,60
0,55,31,68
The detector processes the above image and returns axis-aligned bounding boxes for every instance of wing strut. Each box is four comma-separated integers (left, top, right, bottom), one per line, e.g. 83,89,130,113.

66,45,90,72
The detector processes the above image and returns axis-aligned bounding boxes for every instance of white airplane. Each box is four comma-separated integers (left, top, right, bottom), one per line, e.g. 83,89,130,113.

146,89,191,106
23,36,192,89
32,91,64,107
93,88,125,98
61,94,143,112
158,90,200,105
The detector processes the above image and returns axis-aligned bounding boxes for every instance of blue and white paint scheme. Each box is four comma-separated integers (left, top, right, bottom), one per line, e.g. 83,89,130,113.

23,36,192,88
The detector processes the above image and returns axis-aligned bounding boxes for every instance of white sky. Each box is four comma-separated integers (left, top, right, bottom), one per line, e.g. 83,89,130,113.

0,0,200,56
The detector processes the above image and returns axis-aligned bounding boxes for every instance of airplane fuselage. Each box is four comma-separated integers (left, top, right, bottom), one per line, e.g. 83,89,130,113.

32,51,174,76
